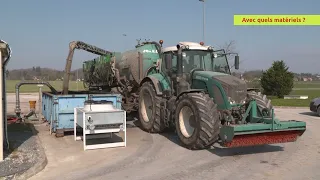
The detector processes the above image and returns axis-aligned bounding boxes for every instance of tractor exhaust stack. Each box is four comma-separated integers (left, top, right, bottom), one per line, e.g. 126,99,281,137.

175,44,189,95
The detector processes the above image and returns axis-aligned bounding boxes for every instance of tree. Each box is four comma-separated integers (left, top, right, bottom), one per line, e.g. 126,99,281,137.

218,40,247,72
218,40,237,72
219,40,236,62
260,60,294,98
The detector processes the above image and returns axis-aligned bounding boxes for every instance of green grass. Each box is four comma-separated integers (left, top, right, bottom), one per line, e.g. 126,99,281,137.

293,81,320,89
5,80,85,93
269,90,320,107
269,81,320,107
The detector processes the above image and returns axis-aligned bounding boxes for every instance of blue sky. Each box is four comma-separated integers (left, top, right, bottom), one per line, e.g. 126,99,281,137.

1,0,319,73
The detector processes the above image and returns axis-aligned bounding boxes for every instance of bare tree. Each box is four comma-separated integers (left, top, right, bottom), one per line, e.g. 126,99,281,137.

217,40,237,73
218,40,246,74
220,40,237,54
218,40,237,61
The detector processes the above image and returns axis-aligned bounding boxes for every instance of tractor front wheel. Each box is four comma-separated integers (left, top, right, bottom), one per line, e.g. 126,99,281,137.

175,92,220,150
138,82,166,133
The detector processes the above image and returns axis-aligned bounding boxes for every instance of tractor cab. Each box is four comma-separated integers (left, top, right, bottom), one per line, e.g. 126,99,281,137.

160,41,239,87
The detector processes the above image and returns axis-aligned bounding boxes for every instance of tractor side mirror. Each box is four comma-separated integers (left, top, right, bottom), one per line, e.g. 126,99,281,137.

234,55,239,70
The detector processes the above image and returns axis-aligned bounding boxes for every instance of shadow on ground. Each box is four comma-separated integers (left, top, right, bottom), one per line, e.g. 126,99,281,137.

4,122,38,158
208,145,284,157
132,118,284,157
0,120,40,178
159,131,284,157
299,112,319,117
133,114,285,156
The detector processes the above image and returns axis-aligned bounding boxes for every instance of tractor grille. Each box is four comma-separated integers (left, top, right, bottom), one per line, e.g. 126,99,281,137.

212,75,247,103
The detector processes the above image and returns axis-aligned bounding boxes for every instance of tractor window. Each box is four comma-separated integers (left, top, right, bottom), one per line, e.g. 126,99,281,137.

183,50,212,72
163,52,177,71
212,50,230,74
163,49,230,74
182,50,230,74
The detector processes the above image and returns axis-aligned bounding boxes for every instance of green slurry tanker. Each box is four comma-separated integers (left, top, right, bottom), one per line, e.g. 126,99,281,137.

64,40,306,150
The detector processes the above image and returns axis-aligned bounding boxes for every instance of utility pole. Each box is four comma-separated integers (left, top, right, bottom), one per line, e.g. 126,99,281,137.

37,84,43,122
76,69,79,91
199,0,206,43
0,40,12,161
0,49,3,161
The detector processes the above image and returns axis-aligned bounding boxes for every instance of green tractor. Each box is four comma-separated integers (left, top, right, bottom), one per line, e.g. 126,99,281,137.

81,40,306,150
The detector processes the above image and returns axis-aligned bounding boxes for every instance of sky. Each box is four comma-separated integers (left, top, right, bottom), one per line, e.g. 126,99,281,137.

1,0,319,73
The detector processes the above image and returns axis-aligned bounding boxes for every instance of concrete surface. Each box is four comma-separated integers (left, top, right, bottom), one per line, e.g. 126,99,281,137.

6,93,320,180
6,93,41,115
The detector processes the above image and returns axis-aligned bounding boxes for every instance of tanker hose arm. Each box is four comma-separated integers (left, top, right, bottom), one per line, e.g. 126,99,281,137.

62,40,113,95
73,41,112,56
62,42,77,94
114,68,126,88
45,82,58,94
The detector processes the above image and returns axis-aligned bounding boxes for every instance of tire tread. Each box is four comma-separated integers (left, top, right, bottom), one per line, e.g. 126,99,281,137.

176,92,220,150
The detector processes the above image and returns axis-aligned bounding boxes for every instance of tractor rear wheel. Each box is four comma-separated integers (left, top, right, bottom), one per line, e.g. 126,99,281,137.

247,91,273,117
138,82,166,133
175,92,220,150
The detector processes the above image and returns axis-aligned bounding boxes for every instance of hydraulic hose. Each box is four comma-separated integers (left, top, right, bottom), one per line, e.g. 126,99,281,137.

15,81,58,118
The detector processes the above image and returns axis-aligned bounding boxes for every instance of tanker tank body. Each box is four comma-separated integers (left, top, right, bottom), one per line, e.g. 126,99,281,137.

82,40,163,113
115,41,162,93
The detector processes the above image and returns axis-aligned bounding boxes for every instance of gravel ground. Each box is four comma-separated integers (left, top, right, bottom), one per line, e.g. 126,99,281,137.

0,123,41,179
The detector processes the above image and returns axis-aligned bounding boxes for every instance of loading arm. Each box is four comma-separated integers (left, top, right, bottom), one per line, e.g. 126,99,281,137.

62,41,112,95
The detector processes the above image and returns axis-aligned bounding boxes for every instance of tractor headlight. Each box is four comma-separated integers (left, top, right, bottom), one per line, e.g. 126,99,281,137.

228,97,236,104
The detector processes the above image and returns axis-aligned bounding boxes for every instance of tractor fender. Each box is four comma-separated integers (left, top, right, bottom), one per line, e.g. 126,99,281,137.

176,89,205,101
140,76,163,95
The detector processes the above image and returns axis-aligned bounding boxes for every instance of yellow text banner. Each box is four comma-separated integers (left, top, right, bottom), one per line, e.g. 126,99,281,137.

234,15,320,25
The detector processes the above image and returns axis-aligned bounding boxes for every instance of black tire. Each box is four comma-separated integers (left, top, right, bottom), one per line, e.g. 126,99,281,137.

138,82,166,133
175,92,220,150
247,91,273,117
317,106,320,117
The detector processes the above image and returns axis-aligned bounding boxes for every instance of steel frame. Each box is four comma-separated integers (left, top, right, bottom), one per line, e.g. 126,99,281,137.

74,107,126,151
219,100,306,145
